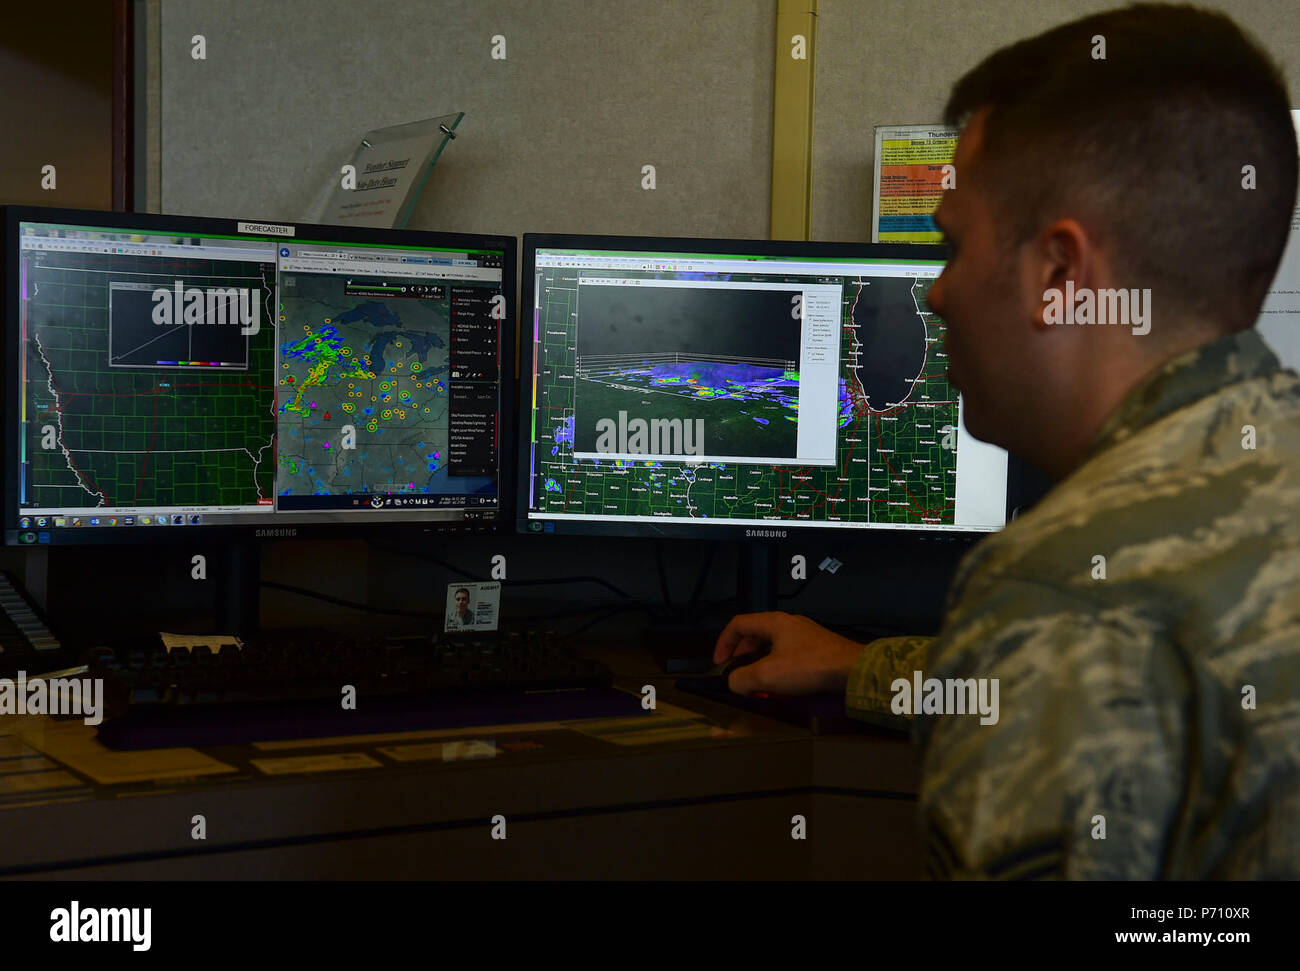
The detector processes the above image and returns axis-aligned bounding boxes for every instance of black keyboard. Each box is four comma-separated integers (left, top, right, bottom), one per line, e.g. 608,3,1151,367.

84,629,631,749
0,571,63,678
87,629,612,716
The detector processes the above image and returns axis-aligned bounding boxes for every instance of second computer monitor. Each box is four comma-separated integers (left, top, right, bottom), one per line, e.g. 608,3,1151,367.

519,234,1010,538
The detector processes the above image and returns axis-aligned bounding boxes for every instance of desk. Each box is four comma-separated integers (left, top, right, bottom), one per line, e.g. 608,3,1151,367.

0,647,919,879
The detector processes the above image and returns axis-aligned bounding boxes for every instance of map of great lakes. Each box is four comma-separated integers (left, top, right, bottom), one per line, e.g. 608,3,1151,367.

531,270,957,526
275,276,450,496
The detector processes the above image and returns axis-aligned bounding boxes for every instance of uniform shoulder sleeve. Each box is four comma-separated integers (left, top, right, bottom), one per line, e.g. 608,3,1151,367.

918,577,1189,879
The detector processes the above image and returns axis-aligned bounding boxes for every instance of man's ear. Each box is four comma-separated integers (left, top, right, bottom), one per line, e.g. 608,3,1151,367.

1029,218,1092,330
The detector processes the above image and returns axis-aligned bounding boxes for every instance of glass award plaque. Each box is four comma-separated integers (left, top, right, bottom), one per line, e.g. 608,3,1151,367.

318,112,464,229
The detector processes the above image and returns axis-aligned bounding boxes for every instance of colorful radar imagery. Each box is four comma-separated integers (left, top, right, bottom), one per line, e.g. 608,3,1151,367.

570,355,801,460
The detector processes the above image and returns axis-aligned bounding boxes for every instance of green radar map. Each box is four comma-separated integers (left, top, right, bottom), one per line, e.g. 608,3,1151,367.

22,249,276,509
275,274,451,496
528,269,957,525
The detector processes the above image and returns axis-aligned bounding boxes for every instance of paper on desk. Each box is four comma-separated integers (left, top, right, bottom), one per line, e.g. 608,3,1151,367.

251,752,382,775
376,739,498,762
561,697,732,746
2,714,237,785
0,711,45,749
0,736,40,759
567,718,737,746
0,770,84,795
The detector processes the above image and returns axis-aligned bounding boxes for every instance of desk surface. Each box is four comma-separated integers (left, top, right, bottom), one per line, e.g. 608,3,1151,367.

0,645,918,878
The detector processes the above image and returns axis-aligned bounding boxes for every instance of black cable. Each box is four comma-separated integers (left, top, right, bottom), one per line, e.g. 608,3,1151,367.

264,574,737,639
265,579,650,628
501,577,635,600
511,593,737,628
370,542,635,600
507,599,654,625
653,540,675,612
368,543,488,582
265,576,649,630
777,550,851,601
685,541,718,611
776,568,820,601
563,603,653,636
260,581,440,619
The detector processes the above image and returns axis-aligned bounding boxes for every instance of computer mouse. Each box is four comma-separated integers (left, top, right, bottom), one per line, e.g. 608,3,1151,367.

719,645,771,681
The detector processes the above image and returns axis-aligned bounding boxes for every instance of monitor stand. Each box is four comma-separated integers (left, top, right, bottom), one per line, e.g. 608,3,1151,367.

645,542,779,673
735,544,778,614
213,539,261,639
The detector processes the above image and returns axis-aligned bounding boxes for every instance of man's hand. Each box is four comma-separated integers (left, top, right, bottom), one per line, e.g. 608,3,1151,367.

713,611,868,696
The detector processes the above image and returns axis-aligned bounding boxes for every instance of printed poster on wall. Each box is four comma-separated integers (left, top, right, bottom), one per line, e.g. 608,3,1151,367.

871,124,958,244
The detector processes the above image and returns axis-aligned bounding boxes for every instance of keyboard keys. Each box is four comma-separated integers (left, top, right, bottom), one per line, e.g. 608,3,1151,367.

85,629,612,715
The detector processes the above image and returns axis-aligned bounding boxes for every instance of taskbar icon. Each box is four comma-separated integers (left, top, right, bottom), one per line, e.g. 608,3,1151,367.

37,511,205,528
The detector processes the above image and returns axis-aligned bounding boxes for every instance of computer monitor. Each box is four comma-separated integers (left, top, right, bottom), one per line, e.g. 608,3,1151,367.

518,234,1012,543
3,206,515,547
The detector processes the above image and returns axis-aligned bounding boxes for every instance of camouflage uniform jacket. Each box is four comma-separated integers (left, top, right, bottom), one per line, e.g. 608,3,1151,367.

844,327,1300,879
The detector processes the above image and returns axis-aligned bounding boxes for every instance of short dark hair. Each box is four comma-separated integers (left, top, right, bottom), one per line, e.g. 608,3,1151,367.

455,588,470,597
944,3,1297,331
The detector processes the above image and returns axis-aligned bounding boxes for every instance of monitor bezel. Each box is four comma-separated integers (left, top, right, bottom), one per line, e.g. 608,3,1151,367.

2,204,517,546
516,231,1023,541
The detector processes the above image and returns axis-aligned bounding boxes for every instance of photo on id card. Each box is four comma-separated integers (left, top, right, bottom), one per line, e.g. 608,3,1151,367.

444,581,501,632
